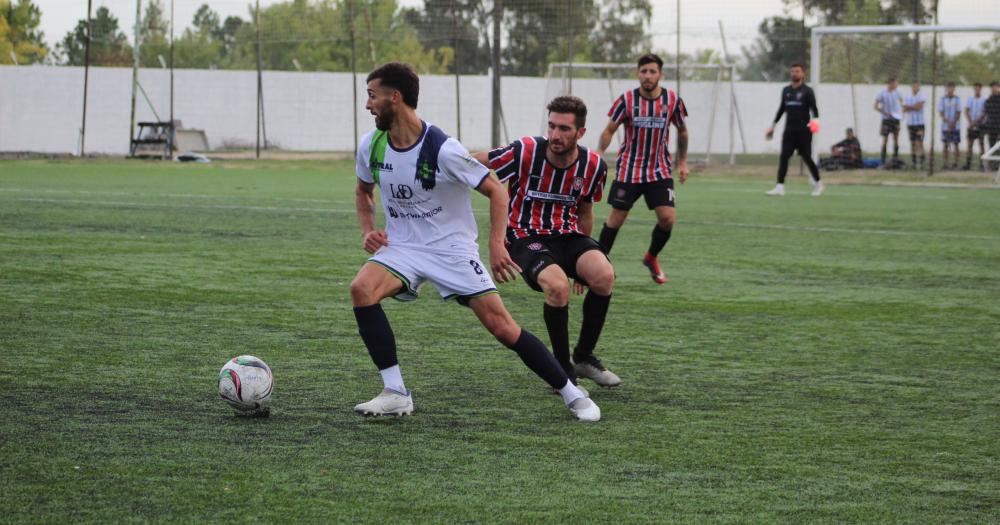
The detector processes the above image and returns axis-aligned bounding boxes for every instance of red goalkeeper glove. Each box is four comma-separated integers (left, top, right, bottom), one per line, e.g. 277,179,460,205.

808,119,820,134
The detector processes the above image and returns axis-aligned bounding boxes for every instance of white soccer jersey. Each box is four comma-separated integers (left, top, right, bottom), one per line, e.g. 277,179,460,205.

876,88,904,120
967,95,987,125
940,96,962,130
904,92,927,126
356,121,490,256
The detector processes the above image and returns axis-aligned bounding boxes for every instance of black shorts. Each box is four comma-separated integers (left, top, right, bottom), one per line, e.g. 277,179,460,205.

908,125,925,142
508,233,604,293
968,127,982,140
881,118,901,136
607,178,675,211
780,130,813,159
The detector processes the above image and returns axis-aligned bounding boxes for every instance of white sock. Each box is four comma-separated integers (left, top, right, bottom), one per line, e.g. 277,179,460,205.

775,183,785,190
379,365,406,395
558,380,585,406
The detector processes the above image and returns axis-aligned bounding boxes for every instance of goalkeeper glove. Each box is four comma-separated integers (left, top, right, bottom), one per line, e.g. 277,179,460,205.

808,119,820,134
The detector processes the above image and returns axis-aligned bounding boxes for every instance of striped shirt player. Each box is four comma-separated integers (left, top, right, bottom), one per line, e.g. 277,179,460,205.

607,88,687,185
475,95,621,389
940,92,962,142
596,53,690,286
486,136,606,241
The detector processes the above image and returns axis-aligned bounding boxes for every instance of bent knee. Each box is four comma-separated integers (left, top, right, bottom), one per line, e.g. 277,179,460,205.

349,278,376,306
588,268,616,295
540,281,569,306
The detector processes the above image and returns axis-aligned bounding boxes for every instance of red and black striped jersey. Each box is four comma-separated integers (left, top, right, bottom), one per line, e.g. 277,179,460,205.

487,136,607,240
608,88,687,183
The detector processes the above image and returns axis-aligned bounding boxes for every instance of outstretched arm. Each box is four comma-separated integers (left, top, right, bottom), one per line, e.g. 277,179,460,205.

471,150,491,166
475,175,520,283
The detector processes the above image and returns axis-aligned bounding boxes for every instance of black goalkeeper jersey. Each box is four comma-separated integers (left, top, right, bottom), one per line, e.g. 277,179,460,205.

773,83,818,133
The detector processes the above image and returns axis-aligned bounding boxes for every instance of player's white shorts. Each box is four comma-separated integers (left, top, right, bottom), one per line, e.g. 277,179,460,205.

368,244,497,302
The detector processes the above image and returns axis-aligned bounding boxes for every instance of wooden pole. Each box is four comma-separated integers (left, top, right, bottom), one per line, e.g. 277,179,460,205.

349,0,358,156
255,0,262,159
81,0,92,156
129,0,141,157
491,0,502,146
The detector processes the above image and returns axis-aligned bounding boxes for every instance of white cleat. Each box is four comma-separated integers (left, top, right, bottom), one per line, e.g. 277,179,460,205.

811,181,825,197
569,397,601,422
354,388,413,417
765,185,785,196
574,355,622,388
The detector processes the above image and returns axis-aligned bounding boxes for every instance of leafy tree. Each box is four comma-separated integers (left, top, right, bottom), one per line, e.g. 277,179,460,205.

56,6,132,66
740,16,807,81
139,0,170,67
403,0,493,74
0,0,48,64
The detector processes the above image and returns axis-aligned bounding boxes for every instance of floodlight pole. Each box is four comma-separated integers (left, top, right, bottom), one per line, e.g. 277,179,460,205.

129,0,142,157
452,0,461,140
349,0,358,156
566,0,573,94
675,0,680,98
80,0,92,156
170,0,174,130
490,0,502,146
255,0,262,159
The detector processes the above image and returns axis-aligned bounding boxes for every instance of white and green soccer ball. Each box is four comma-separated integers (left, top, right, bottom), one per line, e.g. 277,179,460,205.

218,355,274,413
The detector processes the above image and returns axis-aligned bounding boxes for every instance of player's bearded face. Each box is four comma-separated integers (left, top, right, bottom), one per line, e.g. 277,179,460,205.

365,82,395,131
790,67,804,82
547,113,584,154
638,65,661,92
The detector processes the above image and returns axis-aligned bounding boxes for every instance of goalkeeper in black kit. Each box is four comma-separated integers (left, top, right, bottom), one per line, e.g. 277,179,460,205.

765,63,823,197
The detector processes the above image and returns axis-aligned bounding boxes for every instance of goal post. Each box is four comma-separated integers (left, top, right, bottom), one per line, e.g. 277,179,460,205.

543,61,744,165
811,24,1000,174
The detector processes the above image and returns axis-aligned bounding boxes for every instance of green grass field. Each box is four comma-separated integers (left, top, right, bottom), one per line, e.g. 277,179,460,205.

2,159,998,523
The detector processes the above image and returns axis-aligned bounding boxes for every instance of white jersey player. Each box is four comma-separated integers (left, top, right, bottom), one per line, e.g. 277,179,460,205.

349,62,599,421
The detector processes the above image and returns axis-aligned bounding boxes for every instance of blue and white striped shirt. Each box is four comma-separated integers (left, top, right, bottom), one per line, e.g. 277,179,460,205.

875,88,904,120
940,95,962,131
966,95,986,126
904,92,927,126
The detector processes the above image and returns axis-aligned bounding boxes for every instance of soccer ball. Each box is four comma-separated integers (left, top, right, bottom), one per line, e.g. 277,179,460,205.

218,355,274,413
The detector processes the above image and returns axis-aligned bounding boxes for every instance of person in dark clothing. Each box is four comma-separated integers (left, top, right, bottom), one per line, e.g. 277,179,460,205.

766,63,823,196
820,128,862,170
985,81,1000,171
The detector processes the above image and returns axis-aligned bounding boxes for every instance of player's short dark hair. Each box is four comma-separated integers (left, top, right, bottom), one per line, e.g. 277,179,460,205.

637,53,663,71
367,62,419,108
789,63,804,70
887,76,897,83
946,81,956,87
992,80,1000,87
547,95,588,128
973,81,982,87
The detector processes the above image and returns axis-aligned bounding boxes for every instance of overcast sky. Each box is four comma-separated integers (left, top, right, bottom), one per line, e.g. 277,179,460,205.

31,0,991,58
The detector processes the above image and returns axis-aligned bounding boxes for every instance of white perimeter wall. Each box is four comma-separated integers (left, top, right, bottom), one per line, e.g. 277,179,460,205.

0,65,983,158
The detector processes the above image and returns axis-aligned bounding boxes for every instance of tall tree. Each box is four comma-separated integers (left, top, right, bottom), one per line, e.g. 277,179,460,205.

139,0,170,67
56,6,132,66
0,0,48,64
740,16,807,81
403,0,493,74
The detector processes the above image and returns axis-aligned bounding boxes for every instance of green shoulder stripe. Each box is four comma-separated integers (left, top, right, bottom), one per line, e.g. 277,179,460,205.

368,130,389,185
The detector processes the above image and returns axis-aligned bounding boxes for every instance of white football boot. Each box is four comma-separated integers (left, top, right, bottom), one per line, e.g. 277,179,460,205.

811,181,825,197
569,397,601,422
551,384,589,398
574,355,622,388
354,388,413,417
765,185,785,196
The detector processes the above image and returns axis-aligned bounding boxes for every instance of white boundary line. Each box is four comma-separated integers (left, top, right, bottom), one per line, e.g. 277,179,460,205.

4,196,999,242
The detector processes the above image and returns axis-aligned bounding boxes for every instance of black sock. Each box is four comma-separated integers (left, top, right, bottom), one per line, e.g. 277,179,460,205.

598,223,619,254
574,291,611,361
648,225,672,257
543,303,574,382
506,329,568,389
353,304,398,370
881,145,887,163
